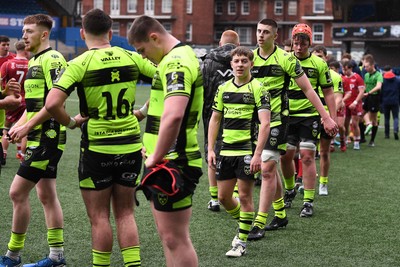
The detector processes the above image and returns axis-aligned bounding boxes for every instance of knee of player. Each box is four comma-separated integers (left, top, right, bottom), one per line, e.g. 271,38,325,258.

299,143,316,165
161,233,181,250
218,193,233,206
9,186,28,203
239,196,253,210
319,151,330,161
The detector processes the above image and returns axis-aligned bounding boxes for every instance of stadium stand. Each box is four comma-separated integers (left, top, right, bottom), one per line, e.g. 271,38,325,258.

0,0,48,15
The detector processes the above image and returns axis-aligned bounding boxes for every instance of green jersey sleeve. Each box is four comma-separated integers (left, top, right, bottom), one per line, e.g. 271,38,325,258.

330,70,343,94
212,81,226,113
317,58,333,90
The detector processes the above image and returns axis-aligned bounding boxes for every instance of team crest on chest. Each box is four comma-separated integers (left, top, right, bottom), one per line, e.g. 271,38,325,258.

111,70,120,82
307,69,316,78
243,93,254,103
31,66,38,77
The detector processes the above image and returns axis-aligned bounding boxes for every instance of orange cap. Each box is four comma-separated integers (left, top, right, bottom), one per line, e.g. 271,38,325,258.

292,23,312,45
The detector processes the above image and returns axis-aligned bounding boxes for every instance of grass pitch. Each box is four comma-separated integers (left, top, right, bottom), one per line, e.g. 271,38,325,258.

0,85,398,266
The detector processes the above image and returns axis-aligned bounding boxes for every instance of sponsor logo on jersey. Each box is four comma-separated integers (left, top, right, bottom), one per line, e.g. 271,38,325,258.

166,71,185,92
271,65,284,75
101,56,121,62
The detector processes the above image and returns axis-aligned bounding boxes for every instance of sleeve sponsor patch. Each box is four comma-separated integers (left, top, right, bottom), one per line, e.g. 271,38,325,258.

166,71,185,92
294,60,303,76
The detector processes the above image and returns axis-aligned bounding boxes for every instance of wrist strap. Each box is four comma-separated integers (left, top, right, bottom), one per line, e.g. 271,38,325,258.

67,117,77,129
139,104,148,117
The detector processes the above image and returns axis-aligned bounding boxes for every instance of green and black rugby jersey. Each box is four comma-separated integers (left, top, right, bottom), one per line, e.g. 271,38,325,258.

143,44,203,168
53,46,156,154
288,53,333,117
319,69,343,111
212,77,270,156
0,109,4,131
24,47,67,149
252,46,303,127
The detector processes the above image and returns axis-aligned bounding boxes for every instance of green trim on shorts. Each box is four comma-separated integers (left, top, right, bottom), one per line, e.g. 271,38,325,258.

80,178,96,189
31,160,49,171
172,194,192,210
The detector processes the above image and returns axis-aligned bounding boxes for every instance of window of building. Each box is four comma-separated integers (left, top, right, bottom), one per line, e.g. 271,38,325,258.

112,22,120,36
314,0,325,13
163,22,172,33
288,27,293,40
187,0,193,14
228,1,236,15
214,28,224,41
93,0,103,9
145,0,154,15
127,0,137,13
274,0,283,15
235,27,251,45
127,22,132,36
313,24,324,43
288,1,297,15
76,1,82,16
110,0,120,15
242,1,250,15
215,1,223,15
186,23,192,42
162,0,172,13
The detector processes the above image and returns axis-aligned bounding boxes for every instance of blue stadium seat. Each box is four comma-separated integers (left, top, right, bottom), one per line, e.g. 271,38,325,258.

0,0,47,15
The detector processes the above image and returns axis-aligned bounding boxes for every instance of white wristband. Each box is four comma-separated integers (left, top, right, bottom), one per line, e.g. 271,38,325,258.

67,116,77,129
353,100,358,105
139,104,148,117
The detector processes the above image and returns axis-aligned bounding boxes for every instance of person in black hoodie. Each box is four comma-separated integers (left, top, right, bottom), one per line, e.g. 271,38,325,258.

381,65,400,140
201,30,239,211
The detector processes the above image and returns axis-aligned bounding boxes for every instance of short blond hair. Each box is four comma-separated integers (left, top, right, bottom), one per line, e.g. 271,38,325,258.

220,30,239,46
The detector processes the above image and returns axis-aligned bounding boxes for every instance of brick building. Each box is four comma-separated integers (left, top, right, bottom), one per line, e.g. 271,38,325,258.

1,0,399,66
80,0,214,45
79,0,339,49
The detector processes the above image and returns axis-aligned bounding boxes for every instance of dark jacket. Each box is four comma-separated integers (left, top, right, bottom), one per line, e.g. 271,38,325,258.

381,71,400,106
200,43,236,121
